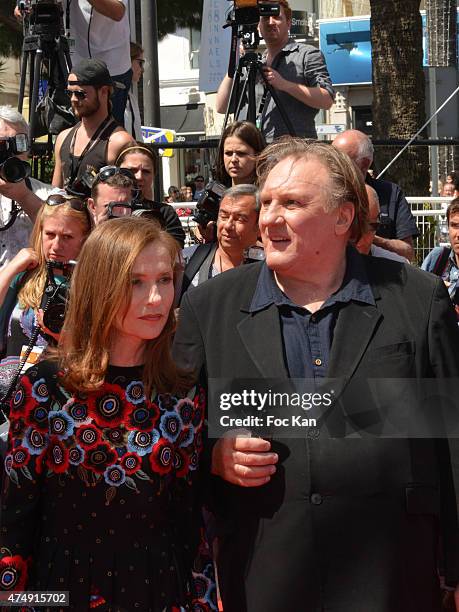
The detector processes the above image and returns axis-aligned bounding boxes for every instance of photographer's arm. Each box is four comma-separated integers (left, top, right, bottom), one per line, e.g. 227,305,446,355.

87,0,126,21
216,75,234,114
261,66,333,110
0,179,42,224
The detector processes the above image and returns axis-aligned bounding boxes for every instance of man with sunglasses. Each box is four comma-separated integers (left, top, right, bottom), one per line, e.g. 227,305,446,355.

87,167,136,226
356,185,408,262
52,59,132,192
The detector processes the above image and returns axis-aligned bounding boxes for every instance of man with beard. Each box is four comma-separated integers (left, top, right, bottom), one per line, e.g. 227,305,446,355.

52,59,132,191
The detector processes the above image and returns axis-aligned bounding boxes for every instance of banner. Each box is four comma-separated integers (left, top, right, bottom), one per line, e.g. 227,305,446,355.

199,0,232,93
141,126,175,158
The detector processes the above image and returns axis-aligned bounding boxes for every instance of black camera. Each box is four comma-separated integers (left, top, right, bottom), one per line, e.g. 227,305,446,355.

0,134,31,183
21,0,64,40
40,260,75,335
66,169,98,199
227,0,280,27
193,181,226,227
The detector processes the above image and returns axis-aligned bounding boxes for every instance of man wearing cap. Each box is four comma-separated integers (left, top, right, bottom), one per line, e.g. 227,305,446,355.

52,59,133,191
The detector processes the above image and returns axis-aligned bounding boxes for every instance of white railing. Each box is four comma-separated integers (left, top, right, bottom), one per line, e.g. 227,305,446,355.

407,197,453,264
171,198,454,263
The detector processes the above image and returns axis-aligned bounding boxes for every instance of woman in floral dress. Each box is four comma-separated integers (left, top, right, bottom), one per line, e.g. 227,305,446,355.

0,218,216,611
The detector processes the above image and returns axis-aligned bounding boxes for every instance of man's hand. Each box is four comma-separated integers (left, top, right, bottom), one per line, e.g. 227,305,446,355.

211,432,278,487
0,177,29,201
262,66,287,91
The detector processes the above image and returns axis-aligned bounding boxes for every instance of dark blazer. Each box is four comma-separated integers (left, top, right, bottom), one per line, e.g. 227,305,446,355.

173,255,459,612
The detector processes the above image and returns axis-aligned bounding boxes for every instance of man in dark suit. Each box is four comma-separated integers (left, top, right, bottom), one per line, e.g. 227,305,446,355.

173,139,459,612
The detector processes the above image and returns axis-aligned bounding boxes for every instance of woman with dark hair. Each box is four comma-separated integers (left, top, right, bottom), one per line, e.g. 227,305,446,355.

116,143,186,247
215,120,266,187
0,218,216,611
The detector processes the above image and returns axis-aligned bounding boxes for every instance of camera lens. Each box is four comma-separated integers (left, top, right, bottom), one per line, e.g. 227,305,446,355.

0,158,31,183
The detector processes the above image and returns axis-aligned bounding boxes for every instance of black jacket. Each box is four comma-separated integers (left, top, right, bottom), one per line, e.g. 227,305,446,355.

174,255,459,612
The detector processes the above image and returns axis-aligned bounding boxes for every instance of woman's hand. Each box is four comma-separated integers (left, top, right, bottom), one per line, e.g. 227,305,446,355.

9,248,39,275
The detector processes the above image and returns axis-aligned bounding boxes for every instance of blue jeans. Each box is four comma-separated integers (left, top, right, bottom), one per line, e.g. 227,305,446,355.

111,68,132,127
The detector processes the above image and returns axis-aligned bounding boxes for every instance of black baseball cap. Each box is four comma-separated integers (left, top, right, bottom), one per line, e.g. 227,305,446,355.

68,59,114,87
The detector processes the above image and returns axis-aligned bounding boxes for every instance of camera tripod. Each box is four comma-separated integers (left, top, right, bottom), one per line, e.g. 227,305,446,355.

17,7,72,154
223,48,296,136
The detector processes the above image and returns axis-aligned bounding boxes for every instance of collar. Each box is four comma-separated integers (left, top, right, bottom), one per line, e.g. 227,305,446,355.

262,38,300,61
448,247,459,268
249,246,375,313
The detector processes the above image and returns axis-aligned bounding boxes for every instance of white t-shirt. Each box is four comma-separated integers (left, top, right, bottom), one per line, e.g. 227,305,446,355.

65,0,131,76
0,178,53,270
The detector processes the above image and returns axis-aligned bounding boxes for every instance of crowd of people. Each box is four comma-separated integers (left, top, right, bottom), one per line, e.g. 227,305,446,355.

0,0,458,610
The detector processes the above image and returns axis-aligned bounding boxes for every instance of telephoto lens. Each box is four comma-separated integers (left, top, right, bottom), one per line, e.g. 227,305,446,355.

0,157,31,183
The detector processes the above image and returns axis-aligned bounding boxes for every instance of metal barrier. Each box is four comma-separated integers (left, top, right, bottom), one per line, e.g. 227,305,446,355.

407,196,453,264
172,199,454,264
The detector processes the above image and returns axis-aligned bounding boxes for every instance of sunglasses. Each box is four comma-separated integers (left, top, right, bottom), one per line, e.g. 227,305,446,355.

46,193,87,211
46,194,92,226
94,165,136,184
65,89,88,100
368,213,381,232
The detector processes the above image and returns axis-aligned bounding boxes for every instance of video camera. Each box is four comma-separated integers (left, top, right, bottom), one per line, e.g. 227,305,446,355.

40,260,75,335
227,0,280,27
0,134,31,183
193,181,226,228
19,0,65,40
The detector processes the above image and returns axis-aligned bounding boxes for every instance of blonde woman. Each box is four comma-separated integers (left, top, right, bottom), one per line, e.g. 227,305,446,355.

0,218,216,611
0,194,91,395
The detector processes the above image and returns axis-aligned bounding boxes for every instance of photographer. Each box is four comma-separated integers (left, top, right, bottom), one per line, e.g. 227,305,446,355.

0,106,54,269
0,193,91,396
87,166,137,226
216,0,334,141
15,0,131,125
116,144,186,247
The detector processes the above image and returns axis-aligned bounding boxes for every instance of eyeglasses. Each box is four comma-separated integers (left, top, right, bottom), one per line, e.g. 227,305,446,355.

46,193,87,212
65,89,88,100
368,214,381,232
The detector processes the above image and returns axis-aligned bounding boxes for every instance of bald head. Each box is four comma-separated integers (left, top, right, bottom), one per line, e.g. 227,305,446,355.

356,185,380,255
333,130,374,179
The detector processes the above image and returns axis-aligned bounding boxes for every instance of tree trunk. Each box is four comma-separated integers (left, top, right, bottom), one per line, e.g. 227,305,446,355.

370,0,430,196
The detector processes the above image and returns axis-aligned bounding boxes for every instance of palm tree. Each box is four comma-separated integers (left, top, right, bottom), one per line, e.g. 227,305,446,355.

369,0,430,195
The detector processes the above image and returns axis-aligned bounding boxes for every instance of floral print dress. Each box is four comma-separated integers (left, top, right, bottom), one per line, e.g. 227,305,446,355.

0,360,216,612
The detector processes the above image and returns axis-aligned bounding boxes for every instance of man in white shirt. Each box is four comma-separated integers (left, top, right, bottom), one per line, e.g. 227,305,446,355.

0,107,53,269
15,0,131,125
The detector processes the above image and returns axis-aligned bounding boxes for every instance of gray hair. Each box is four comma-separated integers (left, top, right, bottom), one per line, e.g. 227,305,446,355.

0,105,29,134
222,183,260,212
356,134,374,164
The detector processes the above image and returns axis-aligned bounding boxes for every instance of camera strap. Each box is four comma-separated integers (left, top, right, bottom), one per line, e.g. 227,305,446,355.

0,199,20,232
68,116,114,186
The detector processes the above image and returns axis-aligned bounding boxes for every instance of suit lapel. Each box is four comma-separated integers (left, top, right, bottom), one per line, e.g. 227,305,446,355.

237,304,288,378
